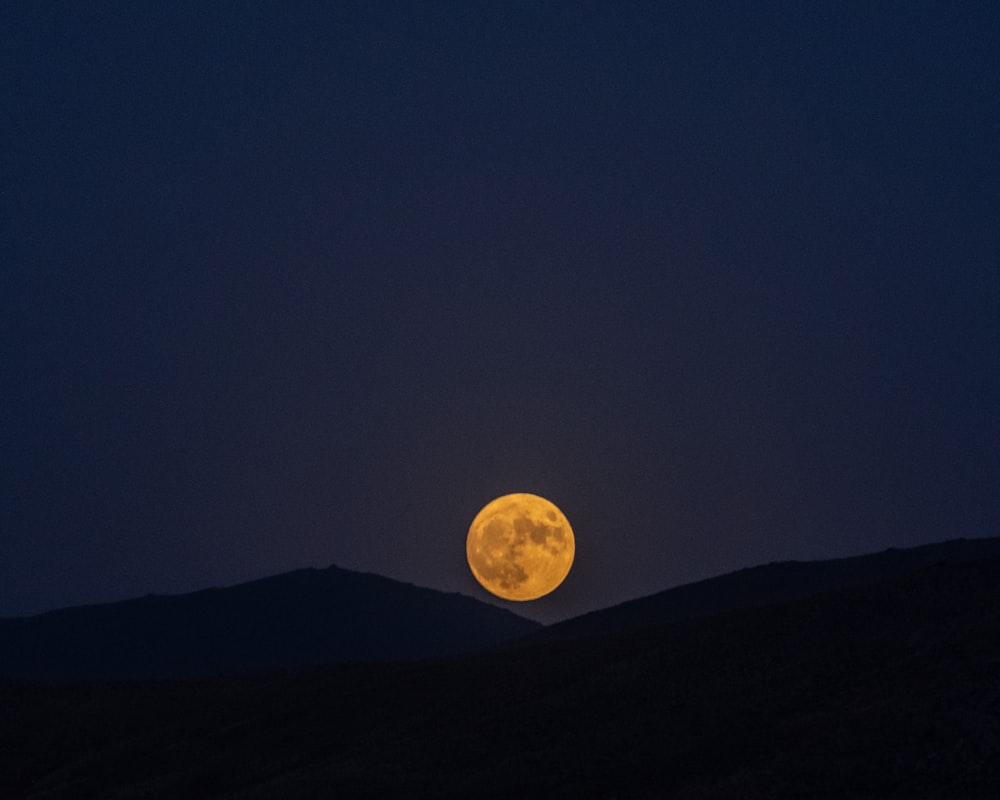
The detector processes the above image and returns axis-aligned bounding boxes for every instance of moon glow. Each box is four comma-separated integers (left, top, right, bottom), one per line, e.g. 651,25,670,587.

466,493,575,601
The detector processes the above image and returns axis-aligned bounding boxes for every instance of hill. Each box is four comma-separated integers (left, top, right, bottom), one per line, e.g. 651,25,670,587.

2,550,1000,797
0,565,540,680
531,535,1000,642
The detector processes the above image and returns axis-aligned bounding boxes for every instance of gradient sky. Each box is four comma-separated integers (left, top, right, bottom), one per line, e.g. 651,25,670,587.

3,1,998,623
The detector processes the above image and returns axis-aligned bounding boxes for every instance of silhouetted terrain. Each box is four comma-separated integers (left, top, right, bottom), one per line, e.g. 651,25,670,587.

0,565,540,680
532,535,1000,642
2,546,999,798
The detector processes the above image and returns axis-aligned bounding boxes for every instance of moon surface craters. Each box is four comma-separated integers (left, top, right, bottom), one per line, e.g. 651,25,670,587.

466,493,575,601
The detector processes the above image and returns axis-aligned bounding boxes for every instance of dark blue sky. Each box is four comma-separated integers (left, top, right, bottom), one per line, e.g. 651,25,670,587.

3,1,998,622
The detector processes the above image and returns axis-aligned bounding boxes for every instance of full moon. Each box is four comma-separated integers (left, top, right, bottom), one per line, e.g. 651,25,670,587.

466,493,575,601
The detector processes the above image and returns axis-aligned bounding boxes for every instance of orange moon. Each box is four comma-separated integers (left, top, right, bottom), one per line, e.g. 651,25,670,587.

466,493,575,601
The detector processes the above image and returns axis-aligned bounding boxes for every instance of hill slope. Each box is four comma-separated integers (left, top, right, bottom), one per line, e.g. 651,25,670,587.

2,553,999,798
532,535,1000,642
0,565,540,680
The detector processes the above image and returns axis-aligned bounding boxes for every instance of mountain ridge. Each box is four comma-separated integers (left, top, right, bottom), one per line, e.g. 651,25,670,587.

3,549,999,797
529,535,1000,643
0,563,540,680
5,535,1000,682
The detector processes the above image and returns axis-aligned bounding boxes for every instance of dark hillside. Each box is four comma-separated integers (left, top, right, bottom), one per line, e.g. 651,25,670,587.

3,554,999,798
0,565,540,680
532,535,1000,642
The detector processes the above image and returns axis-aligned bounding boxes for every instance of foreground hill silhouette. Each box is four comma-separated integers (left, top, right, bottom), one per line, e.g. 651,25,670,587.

3,537,1000,681
2,542,1000,798
533,535,1000,642
0,565,540,680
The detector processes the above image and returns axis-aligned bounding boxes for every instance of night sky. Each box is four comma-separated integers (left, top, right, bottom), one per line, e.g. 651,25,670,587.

3,2,998,623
